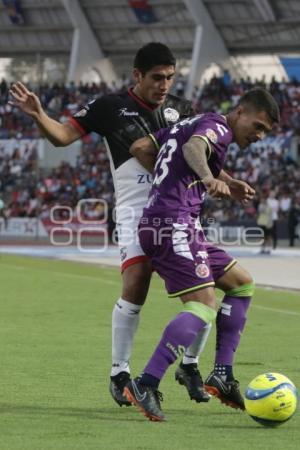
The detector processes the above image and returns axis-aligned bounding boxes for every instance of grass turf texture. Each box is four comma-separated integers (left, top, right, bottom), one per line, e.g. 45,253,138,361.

0,253,299,450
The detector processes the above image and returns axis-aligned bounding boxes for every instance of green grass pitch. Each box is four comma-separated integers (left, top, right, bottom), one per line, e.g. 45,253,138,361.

0,253,299,450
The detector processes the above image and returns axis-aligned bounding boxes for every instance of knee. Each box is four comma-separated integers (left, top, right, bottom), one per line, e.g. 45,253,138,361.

240,272,255,297
232,269,254,293
122,262,152,304
236,267,253,286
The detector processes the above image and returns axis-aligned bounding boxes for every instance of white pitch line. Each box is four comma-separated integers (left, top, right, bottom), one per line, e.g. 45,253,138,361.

2,262,300,317
0,263,25,271
0,263,118,285
251,304,300,316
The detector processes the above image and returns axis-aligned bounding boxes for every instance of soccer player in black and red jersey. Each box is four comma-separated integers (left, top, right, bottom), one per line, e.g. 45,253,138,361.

10,43,212,407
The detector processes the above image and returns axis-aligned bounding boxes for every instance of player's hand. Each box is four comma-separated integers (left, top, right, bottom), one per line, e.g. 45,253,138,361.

202,177,231,198
228,179,255,204
9,82,43,119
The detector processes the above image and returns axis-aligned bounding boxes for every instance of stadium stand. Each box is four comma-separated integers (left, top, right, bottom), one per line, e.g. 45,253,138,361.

0,76,299,245
192,75,300,247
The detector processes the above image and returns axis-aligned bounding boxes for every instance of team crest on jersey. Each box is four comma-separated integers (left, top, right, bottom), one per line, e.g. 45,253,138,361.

195,263,210,279
163,107,180,122
205,128,218,144
73,108,87,118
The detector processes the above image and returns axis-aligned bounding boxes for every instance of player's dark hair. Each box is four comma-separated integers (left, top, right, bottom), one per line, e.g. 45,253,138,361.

134,42,176,74
238,88,280,123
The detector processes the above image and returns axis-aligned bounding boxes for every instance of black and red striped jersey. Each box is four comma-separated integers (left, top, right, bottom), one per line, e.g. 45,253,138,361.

70,87,194,223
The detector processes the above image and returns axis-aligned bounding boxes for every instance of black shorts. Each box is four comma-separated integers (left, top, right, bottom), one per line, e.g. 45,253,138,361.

260,226,272,238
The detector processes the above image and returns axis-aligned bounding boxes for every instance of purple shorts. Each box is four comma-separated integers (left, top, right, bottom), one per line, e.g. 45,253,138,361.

138,220,236,297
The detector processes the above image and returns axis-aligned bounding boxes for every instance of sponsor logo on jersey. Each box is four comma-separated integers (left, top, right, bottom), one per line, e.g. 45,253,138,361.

205,128,218,144
163,107,180,122
118,108,139,117
73,108,87,118
195,263,210,278
137,173,153,184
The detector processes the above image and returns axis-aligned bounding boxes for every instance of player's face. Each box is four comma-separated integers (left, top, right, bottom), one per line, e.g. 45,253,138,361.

133,65,175,105
233,107,273,149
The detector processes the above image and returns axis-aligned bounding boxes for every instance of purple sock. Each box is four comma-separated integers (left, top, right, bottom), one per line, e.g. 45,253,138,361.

215,296,251,366
141,312,207,382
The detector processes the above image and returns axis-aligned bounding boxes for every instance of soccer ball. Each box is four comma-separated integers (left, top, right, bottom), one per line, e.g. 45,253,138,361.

244,372,298,426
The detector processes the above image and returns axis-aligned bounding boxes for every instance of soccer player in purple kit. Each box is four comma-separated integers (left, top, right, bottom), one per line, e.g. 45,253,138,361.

124,88,280,421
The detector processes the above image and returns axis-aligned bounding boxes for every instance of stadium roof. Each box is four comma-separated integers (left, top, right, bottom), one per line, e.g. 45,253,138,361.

0,0,300,58
0,0,300,83
0,0,300,57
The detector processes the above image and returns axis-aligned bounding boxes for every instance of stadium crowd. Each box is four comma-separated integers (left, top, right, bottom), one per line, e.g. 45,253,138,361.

192,74,300,246
0,136,114,221
0,75,299,245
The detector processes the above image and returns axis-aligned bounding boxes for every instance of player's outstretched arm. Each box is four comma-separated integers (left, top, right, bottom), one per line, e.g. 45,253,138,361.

183,137,230,198
9,82,82,147
130,136,158,173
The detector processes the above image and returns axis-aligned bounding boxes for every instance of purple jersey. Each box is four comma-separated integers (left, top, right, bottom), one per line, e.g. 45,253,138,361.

143,113,233,220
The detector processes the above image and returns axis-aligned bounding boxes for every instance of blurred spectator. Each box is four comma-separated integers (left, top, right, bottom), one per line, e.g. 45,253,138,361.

279,190,292,217
257,196,273,254
0,196,8,228
0,78,8,100
267,191,279,249
288,197,300,247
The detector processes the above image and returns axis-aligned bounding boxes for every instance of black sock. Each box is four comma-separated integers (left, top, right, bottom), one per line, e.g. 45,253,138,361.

139,373,160,389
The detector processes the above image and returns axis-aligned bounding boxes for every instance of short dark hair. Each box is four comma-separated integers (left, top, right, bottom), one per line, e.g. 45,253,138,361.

238,88,280,124
134,42,176,74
